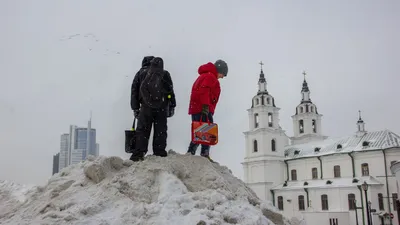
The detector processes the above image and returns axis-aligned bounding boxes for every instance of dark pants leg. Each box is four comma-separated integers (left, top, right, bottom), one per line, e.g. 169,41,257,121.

131,106,168,160
187,112,214,156
131,107,153,159
152,108,168,156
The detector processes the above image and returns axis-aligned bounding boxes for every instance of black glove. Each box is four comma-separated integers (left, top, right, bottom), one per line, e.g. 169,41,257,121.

134,109,140,118
201,105,209,115
167,107,175,118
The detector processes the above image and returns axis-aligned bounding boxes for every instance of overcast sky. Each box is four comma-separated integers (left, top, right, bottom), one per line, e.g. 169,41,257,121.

1,0,399,185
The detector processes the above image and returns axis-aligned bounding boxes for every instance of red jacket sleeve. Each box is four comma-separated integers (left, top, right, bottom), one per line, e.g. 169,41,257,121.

198,74,217,106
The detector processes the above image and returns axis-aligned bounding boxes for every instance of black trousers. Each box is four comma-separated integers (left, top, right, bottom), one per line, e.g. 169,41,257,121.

133,106,168,156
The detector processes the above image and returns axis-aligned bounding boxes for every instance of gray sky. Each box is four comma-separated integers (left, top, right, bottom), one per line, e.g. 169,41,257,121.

1,0,399,185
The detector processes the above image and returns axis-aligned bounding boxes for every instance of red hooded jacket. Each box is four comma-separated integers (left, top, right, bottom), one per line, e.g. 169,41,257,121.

188,62,221,115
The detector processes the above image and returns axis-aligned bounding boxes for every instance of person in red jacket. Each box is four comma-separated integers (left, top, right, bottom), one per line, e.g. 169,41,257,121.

187,59,228,161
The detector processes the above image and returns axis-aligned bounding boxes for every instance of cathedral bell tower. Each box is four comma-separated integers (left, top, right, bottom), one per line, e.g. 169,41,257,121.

290,71,327,145
242,62,288,201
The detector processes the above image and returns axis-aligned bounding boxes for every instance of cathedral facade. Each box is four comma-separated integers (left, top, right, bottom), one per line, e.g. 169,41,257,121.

242,67,400,225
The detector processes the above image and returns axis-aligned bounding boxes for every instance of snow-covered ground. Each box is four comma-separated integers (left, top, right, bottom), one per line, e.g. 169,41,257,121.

0,180,36,220
0,151,302,225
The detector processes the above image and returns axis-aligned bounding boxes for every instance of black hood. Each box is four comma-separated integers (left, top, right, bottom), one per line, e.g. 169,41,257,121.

150,57,164,70
142,56,155,67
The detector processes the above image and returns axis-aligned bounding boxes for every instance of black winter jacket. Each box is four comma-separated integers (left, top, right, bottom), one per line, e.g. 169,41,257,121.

130,56,176,110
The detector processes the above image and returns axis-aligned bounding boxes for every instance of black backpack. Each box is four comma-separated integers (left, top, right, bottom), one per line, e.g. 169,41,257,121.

140,67,167,109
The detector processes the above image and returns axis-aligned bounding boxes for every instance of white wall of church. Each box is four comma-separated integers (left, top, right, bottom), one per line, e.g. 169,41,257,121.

322,154,353,179
386,148,400,173
244,130,287,160
287,158,320,180
280,149,400,224
303,159,320,180
275,187,363,225
353,149,399,218
244,160,286,200
390,159,400,195
302,212,349,225
249,183,270,201
248,106,281,130
309,187,360,211
291,113,322,136
243,161,286,187
286,149,400,181
353,151,384,177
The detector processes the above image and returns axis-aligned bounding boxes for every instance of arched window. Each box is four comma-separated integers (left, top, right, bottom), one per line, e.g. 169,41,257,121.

299,120,304,133
334,165,341,178
268,113,273,127
298,195,305,211
393,193,398,210
277,196,283,210
378,193,384,210
361,163,369,176
312,168,318,179
255,98,259,105
348,193,355,210
311,106,314,112
321,194,329,210
271,139,276,152
300,107,304,113
312,119,316,133
254,113,259,128
291,169,297,181
253,140,258,152
267,97,270,105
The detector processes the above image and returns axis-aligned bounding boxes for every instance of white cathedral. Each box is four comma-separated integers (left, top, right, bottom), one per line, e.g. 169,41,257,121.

242,67,400,225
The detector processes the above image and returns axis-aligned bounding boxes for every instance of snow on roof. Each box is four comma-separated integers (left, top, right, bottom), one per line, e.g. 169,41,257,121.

284,129,400,160
271,176,382,191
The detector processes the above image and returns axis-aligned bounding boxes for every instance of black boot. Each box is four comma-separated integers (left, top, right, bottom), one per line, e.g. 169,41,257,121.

187,142,199,155
130,152,144,162
154,150,168,157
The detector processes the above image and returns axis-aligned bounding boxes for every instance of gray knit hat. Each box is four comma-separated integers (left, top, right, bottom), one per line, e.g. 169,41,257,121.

214,59,228,77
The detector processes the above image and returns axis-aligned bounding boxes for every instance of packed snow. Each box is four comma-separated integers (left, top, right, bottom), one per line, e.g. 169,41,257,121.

0,150,302,225
0,180,36,219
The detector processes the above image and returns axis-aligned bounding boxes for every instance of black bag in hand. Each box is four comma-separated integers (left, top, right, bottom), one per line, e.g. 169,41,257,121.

125,118,137,153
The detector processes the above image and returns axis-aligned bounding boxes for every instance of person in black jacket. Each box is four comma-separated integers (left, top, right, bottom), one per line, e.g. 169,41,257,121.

130,56,176,161
131,56,154,113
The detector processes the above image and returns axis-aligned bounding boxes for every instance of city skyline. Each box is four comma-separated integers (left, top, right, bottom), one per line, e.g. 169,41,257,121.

52,117,99,175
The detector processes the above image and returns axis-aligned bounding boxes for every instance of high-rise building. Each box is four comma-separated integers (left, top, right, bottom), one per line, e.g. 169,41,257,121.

52,153,59,175
57,116,99,171
75,127,96,160
59,133,69,171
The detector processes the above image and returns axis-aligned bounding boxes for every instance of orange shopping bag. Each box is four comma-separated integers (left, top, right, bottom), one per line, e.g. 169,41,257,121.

191,115,218,145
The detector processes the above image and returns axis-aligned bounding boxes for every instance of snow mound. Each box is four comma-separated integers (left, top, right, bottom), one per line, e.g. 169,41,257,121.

0,151,298,225
0,180,37,219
